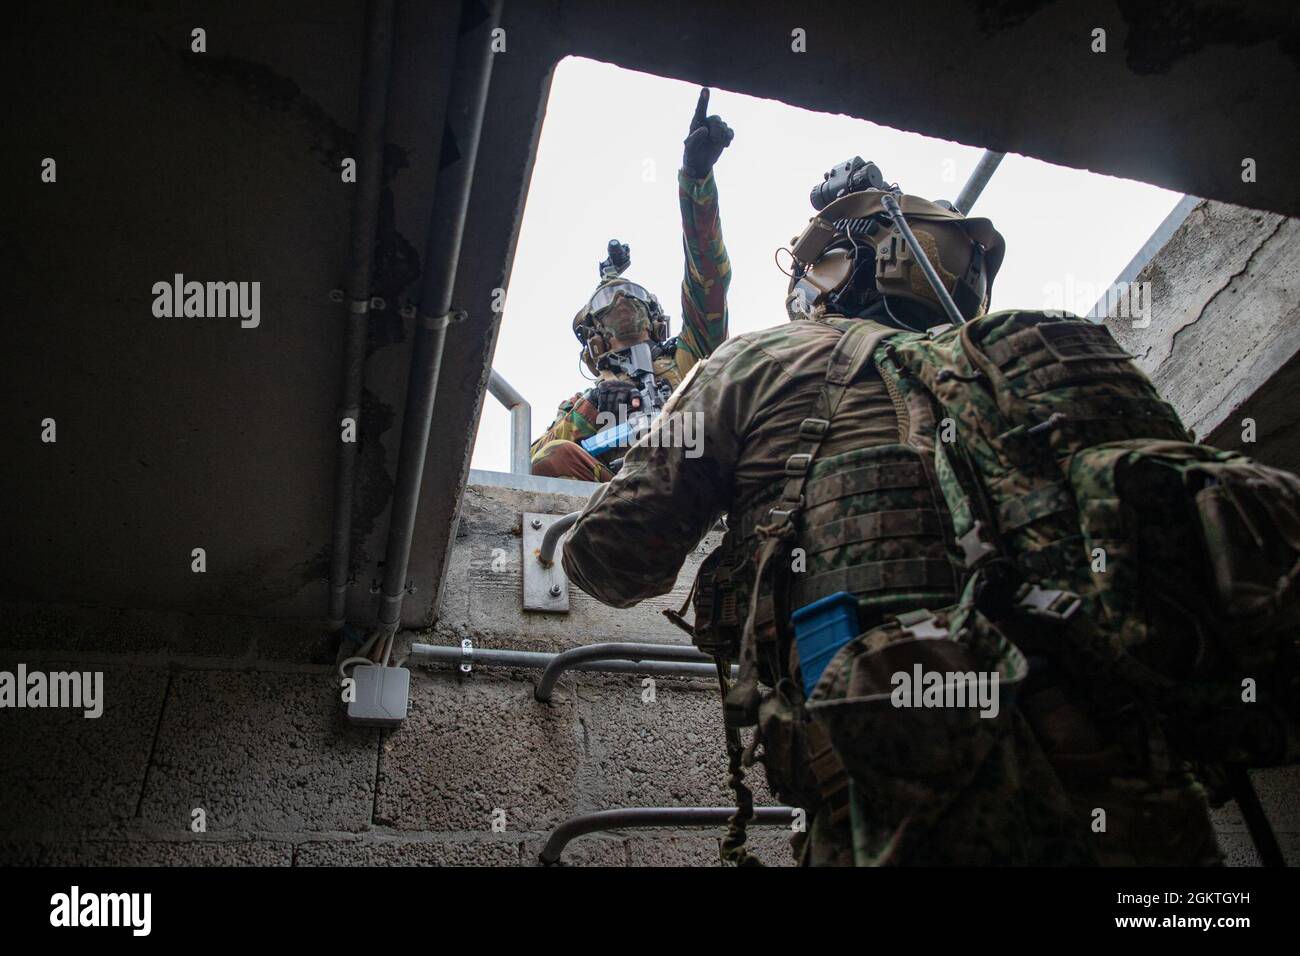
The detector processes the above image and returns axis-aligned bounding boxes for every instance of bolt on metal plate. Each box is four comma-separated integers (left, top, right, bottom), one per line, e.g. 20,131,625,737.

522,512,571,613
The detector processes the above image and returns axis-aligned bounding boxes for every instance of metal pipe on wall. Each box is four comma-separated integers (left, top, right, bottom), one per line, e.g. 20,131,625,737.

328,0,396,629
538,807,797,865
410,640,736,685
377,0,503,629
534,642,724,702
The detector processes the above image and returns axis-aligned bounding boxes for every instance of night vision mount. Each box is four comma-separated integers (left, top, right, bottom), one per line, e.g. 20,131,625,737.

599,239,631,279
809,157,886,211
805,156,969,326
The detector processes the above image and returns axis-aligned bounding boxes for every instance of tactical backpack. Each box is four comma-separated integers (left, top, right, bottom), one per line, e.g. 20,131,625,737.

679,309,1300,865
860,310,1300,770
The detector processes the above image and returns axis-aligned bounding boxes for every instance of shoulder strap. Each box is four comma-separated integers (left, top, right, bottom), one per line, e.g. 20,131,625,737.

724,318,898,727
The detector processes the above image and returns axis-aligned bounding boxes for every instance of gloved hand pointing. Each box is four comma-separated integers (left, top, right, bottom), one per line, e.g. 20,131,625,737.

682,88,734,179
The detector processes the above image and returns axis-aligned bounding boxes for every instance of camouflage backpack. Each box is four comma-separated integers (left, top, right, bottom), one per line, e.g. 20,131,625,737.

829,309,1300,771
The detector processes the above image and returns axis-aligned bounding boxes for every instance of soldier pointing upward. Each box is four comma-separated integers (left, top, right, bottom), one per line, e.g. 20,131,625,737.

530,89,734,482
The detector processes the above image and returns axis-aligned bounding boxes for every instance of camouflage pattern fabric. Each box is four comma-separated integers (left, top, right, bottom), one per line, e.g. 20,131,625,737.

675,169,731,370
530,438,614,483
563,318,899,609
530,169,731,475
884,310,1300,769
564,310,1247,866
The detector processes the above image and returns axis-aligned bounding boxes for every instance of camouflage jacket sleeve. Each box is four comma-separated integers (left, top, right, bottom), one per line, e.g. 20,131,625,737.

563,336,784,608
530,389,600,458
673,169,731,377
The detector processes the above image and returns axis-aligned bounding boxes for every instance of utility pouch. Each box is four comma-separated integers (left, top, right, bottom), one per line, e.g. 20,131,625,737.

754,684,824,812
686,545,745,660
1069,439,1300,766
805,603,1027,845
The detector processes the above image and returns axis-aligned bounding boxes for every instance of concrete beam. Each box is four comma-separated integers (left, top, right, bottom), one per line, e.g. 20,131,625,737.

1107,200,1300,472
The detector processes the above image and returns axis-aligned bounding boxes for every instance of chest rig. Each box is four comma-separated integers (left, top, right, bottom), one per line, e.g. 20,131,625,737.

684,316,959,715
667,316,961,861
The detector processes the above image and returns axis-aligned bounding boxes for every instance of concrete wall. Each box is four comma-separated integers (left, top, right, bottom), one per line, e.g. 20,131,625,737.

0,481,793,867
1107,199,1300,473
3,480,1295,866
3,0,459,623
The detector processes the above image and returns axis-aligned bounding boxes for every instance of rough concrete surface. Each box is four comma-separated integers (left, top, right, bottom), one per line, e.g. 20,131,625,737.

295,837,519,866
1108,199,1300,472
573,677,775,812
524,833,627,868
139,670,378,833
437,483,721,651
375,669,580,832
39,839,295,867
0,661,167,831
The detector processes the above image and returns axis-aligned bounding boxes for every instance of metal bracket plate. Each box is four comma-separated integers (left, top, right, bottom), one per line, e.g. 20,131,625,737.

522,512,571,613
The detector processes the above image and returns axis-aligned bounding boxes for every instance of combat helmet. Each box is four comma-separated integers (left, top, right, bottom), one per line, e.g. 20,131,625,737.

785,158,1005,330
573,241,669,374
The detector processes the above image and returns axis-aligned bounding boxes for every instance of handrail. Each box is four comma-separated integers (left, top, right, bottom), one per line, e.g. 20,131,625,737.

953,149,1004,215
538,806,797,865
537,510,582,566
535,641,720,702
409,640,733,687
488,369,532,475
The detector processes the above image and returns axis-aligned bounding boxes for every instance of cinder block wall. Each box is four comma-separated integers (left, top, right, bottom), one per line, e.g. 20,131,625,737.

0,481,794,867
0,480,1293,865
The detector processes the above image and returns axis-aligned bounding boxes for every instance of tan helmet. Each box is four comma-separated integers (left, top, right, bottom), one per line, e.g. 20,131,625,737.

785,188,1005,324
572,277,668,374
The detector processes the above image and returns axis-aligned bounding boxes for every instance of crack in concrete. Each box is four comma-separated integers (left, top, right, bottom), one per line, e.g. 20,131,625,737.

133,671,173,820
1166,215,1286,364
370,729,386,826
578,713,591,756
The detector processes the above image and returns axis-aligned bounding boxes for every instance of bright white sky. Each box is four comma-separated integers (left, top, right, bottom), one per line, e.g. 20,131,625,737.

471,56,1183,473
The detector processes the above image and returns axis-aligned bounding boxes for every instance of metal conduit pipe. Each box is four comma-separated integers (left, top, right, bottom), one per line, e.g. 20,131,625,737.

539,807,797,865
953,149,1005,216
377,0,503,629
488,369,532,475
328,0,396,629
534,642,724,702
410,642,733,686
409,641,736,689
537,510,582,566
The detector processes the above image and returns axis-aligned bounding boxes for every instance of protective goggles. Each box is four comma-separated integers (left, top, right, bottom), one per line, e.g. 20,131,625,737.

587,280,654,317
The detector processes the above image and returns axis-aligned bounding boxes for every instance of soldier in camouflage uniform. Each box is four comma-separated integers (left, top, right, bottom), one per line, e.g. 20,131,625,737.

530,89,733,482
562,169,1230,866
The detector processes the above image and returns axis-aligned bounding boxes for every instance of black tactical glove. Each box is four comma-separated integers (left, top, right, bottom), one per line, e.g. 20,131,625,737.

682,88,734,179
595,379,642,417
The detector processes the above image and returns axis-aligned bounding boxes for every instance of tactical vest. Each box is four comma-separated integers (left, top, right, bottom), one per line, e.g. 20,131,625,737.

680,309,1300,865
685,316,961,832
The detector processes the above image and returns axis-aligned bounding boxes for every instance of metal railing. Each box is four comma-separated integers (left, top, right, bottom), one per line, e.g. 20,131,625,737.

488,369,532,475
538,806,797,865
